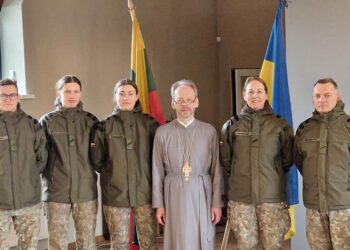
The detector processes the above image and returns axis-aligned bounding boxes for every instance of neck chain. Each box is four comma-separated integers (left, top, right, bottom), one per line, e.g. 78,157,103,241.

175,121,197,181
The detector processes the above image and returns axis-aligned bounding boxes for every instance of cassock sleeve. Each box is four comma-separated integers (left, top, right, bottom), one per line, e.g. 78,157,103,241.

152,129,165,208
210,128,224,208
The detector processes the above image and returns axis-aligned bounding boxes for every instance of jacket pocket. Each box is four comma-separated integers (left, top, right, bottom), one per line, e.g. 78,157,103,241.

235,131,251,136
107,134,125,153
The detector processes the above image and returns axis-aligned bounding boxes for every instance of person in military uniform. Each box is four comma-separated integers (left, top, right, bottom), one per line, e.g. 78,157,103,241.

220,76,293,249
40,75,99,250
0,78,47,249
294,78,350,250
90,79,159,250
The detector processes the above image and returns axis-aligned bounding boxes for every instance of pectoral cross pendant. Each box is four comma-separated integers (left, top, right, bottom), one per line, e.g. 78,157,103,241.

182,161,191,181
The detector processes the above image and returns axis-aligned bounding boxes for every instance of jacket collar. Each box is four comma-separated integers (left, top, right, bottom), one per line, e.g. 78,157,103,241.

240,101,273,118
312,100,345,121
55,101,84,114
112,101,143,117
0,104,25,122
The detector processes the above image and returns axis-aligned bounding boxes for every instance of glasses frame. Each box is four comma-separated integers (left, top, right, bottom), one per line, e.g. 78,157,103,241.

0,93,19,101
173,97,197,105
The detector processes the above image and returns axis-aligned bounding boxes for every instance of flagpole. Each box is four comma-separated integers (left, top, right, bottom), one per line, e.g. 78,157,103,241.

128,0,136,20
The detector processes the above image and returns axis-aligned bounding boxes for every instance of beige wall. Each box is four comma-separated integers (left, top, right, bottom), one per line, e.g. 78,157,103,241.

18,0,277,130
20,0,219,128
21,0,130,119
216,0,278,126
2,0,280,245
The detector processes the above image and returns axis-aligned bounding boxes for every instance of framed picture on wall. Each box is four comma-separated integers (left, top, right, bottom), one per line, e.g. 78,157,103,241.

231,68,261,116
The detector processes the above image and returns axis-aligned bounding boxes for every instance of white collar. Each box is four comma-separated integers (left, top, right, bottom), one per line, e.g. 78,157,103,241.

177,118,194,128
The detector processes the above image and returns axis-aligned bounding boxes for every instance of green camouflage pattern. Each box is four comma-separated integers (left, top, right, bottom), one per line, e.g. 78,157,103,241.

0,203,41,250
46,200,97,250
103,204,157,250
228,201,290,250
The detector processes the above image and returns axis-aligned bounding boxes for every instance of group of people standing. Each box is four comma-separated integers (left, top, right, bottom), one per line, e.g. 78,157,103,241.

0,74,349,250
220,76,350,250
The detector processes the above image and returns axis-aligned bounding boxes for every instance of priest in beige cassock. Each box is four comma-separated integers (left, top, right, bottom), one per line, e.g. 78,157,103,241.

152,79,224,250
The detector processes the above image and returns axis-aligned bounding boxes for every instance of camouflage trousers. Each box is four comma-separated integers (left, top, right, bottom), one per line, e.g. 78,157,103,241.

103,204,157,250
45,200,98,250
306,208,350,250
0,203,41,250
228,201,290,250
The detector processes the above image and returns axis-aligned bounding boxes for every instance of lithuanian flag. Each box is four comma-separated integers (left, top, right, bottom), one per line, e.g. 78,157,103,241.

128,0,165,124
260,0,298,240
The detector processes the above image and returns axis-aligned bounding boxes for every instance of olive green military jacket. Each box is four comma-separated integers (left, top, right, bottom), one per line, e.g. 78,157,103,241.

294,101,350,212
0,107,47,210
90,103,159,207
220,103,294,204
40,102,98,203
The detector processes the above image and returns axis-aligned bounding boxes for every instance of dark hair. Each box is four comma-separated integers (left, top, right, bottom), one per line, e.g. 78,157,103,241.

113,79,138,94
0,78,18,92
313,78,338,89
113,79,140,109
56,75,82,91
55,75,82,106
242,76,268,94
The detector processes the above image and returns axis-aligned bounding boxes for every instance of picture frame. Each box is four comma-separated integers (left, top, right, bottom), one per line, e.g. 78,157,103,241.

231,68,261,115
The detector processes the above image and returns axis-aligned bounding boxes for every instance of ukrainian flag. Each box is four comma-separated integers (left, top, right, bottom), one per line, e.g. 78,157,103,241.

129,0,165,125
260,0,298,240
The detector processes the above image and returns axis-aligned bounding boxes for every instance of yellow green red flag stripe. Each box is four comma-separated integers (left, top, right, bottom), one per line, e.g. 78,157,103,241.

129,1,165,124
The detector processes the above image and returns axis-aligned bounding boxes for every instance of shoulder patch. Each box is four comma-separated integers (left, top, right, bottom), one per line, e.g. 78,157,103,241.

274,114,288,124
27,115,39,124
222,115,238,134
86,112,98,121
296,118,311,136
47,113,54,118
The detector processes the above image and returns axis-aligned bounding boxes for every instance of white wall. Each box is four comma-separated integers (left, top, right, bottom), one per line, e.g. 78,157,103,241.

0,0,27,94
286,1,350,249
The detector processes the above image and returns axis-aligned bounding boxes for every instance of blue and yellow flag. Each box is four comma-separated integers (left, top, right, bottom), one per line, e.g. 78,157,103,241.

260,0,298,240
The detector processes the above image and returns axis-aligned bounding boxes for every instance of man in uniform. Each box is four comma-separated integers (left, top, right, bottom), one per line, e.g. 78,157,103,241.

0,78,47,249
295,78,350,249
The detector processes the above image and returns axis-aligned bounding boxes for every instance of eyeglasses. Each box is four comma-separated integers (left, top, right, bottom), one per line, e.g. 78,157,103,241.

0,93,18,101
173,97,197,105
